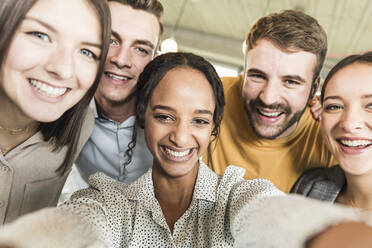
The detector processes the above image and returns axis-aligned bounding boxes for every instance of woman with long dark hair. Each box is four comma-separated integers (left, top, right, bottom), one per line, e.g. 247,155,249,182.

293,51,372,212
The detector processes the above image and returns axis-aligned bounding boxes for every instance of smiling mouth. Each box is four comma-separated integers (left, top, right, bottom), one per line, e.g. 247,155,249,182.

160,145,196,162
337,139,372,148
257,109,284,118
105,72,132,81
29,79,68,97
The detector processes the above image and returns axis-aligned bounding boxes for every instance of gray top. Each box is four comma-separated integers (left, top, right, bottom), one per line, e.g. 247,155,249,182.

291,165,345,202
75,99,153,185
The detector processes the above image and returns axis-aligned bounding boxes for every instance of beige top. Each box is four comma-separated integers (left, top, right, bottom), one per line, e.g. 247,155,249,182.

0,110,94,224
61,162,283,247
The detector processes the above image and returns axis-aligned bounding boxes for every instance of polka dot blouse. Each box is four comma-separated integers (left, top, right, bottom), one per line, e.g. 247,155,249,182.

60,161,283,247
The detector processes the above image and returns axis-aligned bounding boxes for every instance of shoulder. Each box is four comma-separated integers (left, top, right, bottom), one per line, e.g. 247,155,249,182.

291,166,345,200
77,108,95,151
221,75,244,93
222,165,283,198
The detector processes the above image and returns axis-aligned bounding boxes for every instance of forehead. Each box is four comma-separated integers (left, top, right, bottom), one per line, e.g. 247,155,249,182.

26,0,101,42
109,2,160,45
245,39,317,81
324,63,372,97
150,67,215,109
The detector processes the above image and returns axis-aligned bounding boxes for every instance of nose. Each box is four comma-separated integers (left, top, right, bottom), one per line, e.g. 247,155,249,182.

45,45,74,80
339,107,363,132
258,80,281,106
110,45,132,68
169,121,190,147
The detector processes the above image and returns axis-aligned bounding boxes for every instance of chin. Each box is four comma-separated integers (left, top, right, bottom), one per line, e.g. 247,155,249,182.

340,160,372,176
26,110,65,123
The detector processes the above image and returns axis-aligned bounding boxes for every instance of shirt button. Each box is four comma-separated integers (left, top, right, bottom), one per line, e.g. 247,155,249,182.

0,166,8,172
0,200,5,208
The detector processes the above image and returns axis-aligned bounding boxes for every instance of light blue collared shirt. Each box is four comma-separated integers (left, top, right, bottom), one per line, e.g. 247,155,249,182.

75,100,153,184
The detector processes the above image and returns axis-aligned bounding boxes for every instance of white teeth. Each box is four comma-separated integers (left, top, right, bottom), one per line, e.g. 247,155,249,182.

29,79,67,97
339,139,372,147
259,110,282,117
164,147,191,157
106,72,129,81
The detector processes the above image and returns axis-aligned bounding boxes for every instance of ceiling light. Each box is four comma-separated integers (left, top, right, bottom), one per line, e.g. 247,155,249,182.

160,37,178,53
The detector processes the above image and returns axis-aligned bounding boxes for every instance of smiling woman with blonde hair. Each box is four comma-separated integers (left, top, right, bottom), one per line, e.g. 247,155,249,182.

0,0,110,224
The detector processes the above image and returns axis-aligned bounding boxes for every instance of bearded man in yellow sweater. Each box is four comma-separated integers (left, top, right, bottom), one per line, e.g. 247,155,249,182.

204,10,336,193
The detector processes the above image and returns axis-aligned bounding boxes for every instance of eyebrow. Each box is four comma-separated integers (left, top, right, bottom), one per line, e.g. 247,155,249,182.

24,16,56,33
283,75,306,84
246,68,267,76
247,68,306,83
152,105,213,116
323,96,342,102
111,30,155,49
25,16,102,49
324,94,372,102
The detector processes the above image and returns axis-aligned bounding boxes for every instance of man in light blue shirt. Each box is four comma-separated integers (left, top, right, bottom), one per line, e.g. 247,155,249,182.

73,0,164,185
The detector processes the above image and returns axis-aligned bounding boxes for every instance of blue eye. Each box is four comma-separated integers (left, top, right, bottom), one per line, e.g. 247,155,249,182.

27,31,50,42
80,49,98,60
109,38,119,46
285,80,299,85
248,73,266,81
135,47,150,56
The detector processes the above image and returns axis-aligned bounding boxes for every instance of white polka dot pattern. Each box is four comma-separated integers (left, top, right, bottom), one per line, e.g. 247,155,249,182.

60,162,283,247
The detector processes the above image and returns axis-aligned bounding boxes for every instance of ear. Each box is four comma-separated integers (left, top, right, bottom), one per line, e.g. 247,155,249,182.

311,77,321,99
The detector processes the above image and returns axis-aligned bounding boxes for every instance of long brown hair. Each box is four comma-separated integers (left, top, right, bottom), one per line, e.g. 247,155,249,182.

0,0,111,173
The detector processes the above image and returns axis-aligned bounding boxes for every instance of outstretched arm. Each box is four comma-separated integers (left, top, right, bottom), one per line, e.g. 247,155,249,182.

232,194,372,247
0,207,106,248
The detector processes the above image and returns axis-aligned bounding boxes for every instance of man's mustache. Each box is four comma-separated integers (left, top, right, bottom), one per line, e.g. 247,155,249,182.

249,97,291,114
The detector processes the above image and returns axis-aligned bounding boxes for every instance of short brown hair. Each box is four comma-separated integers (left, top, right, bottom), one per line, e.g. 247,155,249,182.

246,9,327,83
108,0,163,34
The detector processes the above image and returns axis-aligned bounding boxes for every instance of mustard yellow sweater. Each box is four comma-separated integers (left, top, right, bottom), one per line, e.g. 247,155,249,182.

203,75,336,192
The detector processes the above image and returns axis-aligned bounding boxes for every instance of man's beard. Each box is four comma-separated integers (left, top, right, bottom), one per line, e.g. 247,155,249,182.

243,96,308,140
99,88,137,107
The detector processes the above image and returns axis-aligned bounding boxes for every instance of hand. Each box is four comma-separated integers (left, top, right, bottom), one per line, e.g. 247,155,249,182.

309,96,321,121
306,222,372,248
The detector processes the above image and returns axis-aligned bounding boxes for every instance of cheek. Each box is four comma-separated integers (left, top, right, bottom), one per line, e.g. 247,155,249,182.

288,88,311,108
136,57,152,73
75,62,99,90
321,116,337,146
4,38,41,73
197,128,214,150
107,46,119,61
242,82,260,100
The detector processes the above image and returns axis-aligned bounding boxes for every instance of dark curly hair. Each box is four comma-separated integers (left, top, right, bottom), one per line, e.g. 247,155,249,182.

124,52,225,167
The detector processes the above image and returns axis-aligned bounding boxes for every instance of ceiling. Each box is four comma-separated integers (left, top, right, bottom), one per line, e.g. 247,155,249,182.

159,0,372,76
